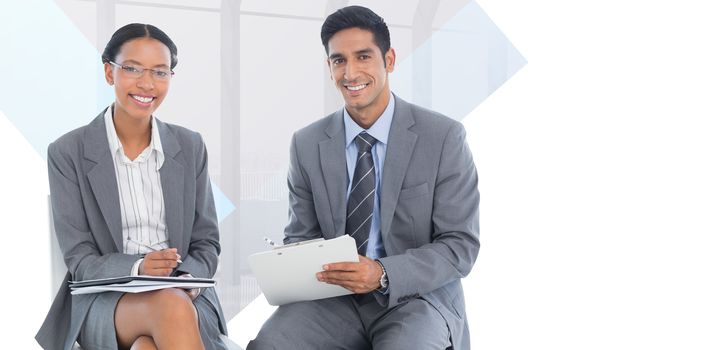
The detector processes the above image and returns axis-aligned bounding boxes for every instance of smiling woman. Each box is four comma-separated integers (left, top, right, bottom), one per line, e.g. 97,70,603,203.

35,24,228,350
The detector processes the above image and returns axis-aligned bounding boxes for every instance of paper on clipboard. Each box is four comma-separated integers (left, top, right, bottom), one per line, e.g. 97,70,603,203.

248,235,359,306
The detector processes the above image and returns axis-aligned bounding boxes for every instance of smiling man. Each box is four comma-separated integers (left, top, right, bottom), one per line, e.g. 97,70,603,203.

248,6,480,350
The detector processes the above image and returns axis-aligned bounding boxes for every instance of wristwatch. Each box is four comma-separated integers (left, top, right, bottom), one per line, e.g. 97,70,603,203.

376,260,389,290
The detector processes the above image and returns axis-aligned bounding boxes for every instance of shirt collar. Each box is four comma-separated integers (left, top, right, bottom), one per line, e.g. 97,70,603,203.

103,106,165,169
343,92,395,147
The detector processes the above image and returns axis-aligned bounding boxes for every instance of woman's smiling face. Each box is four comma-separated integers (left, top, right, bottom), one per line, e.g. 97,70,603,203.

104,37,172,121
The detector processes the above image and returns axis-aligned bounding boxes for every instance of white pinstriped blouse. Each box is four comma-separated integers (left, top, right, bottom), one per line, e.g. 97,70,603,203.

103,107,170,261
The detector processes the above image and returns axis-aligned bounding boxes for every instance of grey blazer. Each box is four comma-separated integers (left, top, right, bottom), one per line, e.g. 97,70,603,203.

285,95,480,349
35,110,226,350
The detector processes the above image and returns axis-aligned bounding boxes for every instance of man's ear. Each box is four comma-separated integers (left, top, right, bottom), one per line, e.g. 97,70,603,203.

326,58,334,80
385,48,396,73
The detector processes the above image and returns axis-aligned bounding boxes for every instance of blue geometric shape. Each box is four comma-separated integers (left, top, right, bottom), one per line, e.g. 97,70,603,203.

0,0,236,222
391,0,527,121
212,180,236,223
0,0,113,156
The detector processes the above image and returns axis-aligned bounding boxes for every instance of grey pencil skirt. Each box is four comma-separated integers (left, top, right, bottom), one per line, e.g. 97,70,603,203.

78,290,227,350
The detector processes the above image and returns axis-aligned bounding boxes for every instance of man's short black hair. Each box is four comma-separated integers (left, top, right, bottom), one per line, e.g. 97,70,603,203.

321,6,391,62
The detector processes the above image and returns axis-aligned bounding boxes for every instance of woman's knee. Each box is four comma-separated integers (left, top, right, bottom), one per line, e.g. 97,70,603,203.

115,288,200,346
148,288,198,322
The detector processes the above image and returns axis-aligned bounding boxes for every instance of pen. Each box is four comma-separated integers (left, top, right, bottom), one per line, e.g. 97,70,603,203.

128,238,183,263
263,236,280,248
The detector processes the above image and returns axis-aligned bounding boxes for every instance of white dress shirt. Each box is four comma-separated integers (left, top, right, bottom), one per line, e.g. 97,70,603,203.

343,93,395,260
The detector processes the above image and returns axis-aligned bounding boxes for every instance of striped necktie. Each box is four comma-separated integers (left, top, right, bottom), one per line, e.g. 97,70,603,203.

346,132,377,255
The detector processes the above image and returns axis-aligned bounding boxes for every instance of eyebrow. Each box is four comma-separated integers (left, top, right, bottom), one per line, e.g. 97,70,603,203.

119,59,170,69
328,48,376,60
355,48,375,56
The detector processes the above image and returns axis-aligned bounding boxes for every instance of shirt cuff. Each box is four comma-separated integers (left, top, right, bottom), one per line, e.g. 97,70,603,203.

131,258,143,276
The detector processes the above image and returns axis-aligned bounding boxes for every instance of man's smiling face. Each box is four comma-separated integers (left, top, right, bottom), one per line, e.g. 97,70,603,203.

327,27,395,124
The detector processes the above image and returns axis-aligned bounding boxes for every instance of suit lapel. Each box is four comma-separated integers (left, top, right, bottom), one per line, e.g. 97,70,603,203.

157,120,186,254
380,96,417,236
319,111,348,237
84,109,123,252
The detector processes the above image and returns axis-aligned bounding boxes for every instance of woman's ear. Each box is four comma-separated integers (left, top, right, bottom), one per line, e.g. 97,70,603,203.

104,62,114,85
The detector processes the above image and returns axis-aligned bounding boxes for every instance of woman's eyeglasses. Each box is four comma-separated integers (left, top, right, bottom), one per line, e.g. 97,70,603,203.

109,61,174,81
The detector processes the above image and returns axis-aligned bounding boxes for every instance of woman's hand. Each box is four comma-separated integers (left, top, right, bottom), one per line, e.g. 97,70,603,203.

139,248,181,276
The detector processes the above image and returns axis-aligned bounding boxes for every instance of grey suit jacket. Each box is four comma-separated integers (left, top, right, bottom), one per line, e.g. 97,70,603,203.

35,109,226,350
285,95,480,349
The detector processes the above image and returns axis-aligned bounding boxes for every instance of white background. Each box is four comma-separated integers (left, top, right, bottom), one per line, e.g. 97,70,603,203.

2,0,712,348
465,0,712,348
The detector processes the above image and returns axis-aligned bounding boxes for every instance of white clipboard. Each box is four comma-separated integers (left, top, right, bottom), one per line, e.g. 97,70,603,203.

248,235,359,306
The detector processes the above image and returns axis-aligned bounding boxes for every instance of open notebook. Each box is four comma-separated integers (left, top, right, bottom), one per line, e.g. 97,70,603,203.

69,275,215,295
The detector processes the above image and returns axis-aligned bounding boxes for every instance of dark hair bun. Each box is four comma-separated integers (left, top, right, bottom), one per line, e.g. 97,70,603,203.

101,23,178,69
